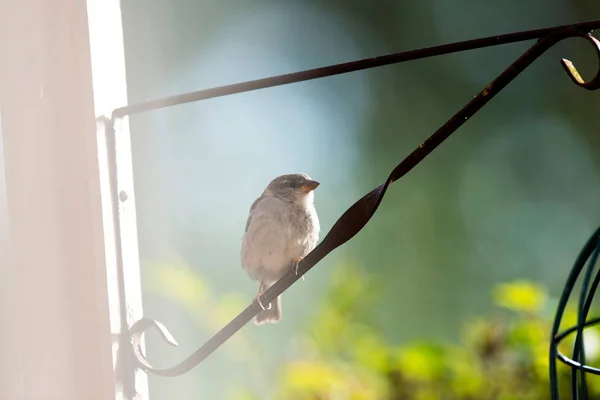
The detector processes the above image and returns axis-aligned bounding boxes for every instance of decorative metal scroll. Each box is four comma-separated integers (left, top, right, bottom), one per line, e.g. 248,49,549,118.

103,20,600,399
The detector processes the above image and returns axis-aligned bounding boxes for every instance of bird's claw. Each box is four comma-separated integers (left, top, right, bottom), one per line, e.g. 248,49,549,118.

293,257,302,275
255,296,266,311
255,285,272,311
293,257,305,281
255,296,272,311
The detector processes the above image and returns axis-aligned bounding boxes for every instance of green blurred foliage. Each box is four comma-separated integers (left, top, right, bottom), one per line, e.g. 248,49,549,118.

149,262,600,399
249,265,599,400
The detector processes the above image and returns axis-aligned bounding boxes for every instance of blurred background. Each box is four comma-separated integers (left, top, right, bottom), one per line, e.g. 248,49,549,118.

120,1,600,399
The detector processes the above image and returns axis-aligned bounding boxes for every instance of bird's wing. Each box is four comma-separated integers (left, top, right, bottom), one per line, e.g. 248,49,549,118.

245,193,265,232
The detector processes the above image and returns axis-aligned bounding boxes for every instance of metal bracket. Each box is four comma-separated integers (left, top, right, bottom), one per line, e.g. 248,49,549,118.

104,20,600,399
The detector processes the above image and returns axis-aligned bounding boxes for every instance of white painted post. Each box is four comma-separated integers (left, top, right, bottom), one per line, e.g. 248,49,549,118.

0,0,116,398
0,0,146,398
87,0,148,397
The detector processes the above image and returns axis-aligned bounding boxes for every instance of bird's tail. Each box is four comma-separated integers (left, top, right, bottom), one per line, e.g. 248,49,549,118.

254,295,282,325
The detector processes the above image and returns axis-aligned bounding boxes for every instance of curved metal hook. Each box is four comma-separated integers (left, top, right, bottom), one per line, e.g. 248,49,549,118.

122,26,600,379
560,33,600,90
129,318,179,373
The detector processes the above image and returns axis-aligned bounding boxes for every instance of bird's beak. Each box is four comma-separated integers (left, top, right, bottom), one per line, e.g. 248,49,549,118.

300,180,320,192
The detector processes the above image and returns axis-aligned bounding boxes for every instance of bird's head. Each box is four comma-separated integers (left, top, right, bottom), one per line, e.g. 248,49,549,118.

265,173,320,202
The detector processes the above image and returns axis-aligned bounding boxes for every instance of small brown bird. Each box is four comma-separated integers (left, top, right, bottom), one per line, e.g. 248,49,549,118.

241,173,320,325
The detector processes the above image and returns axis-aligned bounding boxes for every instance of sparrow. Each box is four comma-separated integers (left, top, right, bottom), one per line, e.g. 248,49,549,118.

241,173,320,325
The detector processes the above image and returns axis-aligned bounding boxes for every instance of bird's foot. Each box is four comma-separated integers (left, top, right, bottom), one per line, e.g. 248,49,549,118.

256,284,271,310
293,257,305,281
255,296,271,311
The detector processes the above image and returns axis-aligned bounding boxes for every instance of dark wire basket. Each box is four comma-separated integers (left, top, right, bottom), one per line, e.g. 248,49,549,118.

550,226,600,399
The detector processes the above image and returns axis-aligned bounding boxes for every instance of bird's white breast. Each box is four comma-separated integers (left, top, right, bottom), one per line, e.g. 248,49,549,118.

241,195,319,283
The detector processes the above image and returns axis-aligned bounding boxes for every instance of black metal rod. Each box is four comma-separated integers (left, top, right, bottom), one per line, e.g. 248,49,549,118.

570,237,598,399
555,315,600,374
111,20,600,119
